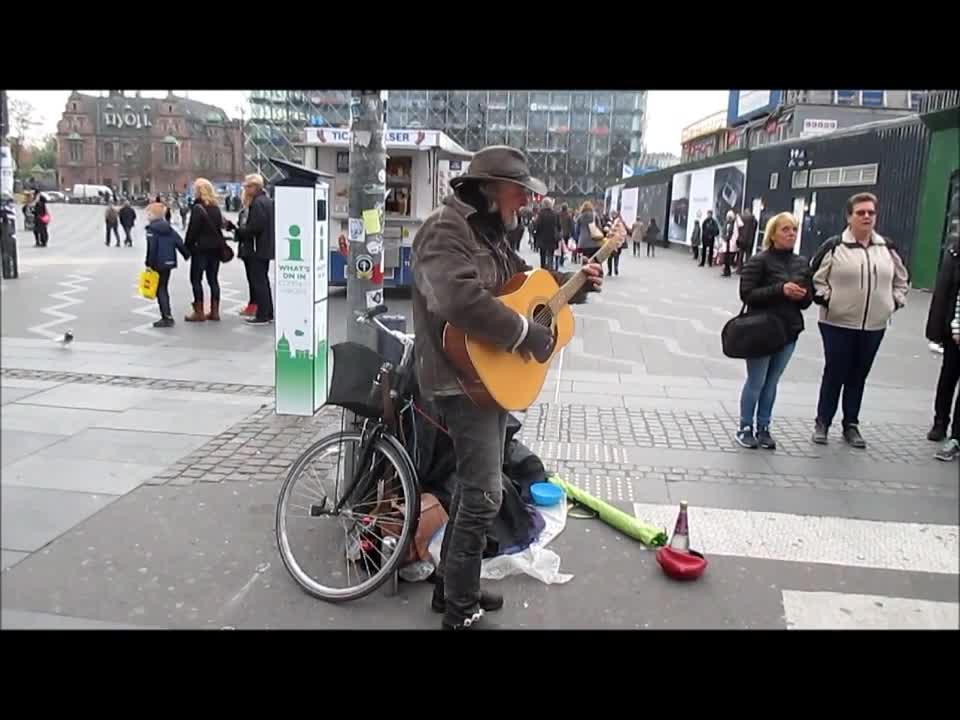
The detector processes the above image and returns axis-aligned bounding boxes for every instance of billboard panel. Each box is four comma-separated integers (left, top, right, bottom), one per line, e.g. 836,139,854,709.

633,184,669,236
668,160,748,245
728,90,782,125
620,187,639,227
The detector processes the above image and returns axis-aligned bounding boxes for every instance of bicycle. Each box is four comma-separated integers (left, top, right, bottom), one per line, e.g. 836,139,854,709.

275,304,426,603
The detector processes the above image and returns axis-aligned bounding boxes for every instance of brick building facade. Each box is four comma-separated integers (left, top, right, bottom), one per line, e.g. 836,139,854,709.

56,91,242,195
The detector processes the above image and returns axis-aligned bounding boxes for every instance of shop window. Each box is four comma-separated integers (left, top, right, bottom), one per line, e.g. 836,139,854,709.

529,111,548,130
861,90,885,107
791,170,808,188
571,112,589,131
385,156,412,217
810,164,878,188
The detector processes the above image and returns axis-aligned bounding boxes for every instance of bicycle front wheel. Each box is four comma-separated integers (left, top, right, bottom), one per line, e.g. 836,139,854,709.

276,430,419,603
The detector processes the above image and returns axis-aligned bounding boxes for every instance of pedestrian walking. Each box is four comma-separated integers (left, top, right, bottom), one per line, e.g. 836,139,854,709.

119,201,136,247
27,192,50,247
734,212,812,449
105,204,121,246
810,192,910,448
631,218,645,257
924,231,960,461
607,217,627,276
179,198,189,228
532,197,561,271
144,202,189,328
576,200,602,261
699,210,719,267
644,218,660,257
183,178,226,322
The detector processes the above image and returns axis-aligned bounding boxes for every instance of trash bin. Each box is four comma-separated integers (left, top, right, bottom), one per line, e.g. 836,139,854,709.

377,314,407,368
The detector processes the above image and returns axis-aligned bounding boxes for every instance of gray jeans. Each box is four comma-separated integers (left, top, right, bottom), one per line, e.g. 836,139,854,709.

434,394,507,622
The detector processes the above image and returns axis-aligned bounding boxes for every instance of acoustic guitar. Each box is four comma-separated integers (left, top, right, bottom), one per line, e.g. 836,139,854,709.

442,238,619,411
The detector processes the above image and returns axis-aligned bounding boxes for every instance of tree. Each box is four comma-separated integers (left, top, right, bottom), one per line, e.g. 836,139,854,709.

31,135,57,170
8,98,40,170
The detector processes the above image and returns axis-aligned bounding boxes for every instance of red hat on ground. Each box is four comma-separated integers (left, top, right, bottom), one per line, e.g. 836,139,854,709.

656,546,708,581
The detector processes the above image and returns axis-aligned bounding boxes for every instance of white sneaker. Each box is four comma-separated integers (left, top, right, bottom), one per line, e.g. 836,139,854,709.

929,342,944,355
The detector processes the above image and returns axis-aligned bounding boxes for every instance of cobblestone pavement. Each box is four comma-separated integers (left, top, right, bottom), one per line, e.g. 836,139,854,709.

518,404,940,465
0,367,273,396
140,395,956,506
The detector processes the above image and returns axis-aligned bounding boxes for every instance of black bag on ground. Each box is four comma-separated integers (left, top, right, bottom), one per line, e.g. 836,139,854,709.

721,304,789,359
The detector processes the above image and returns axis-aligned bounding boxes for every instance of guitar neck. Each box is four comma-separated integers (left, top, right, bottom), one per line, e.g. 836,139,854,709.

547,240,616,314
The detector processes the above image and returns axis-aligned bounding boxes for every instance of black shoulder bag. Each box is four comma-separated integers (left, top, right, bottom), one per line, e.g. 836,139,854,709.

721,260,789,359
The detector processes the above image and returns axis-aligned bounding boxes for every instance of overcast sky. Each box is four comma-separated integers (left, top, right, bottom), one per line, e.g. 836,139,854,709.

9,89,727,156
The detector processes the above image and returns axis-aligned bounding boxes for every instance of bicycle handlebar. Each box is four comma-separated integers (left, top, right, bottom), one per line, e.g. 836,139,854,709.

356,304,414,350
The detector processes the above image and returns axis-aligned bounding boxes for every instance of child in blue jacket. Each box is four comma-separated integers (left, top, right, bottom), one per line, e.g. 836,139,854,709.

144,202,189,328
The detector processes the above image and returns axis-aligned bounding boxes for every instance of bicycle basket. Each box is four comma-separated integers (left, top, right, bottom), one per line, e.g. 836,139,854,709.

327,341,387,418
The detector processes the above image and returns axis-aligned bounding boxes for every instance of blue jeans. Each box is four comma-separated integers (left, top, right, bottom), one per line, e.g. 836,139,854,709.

739,341,796,429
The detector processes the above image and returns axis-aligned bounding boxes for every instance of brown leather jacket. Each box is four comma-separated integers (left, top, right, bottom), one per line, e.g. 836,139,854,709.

412,193,591,399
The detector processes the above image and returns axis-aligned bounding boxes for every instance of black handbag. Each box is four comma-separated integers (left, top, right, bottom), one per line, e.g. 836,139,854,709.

721,304,789,359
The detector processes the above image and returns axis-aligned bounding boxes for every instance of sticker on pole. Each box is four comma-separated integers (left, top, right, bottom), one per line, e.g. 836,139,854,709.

355,255,374,279
365,289,383,309
366,239,382,255
348,218,364,243
377,169,386,184
362,209,381,235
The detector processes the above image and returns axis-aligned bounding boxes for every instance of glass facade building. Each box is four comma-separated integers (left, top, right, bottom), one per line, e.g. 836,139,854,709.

245,90,647,199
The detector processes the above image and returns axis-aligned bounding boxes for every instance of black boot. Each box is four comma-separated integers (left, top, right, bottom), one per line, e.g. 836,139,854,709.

441,607,498,631
928,424,947,442
431,579,503,614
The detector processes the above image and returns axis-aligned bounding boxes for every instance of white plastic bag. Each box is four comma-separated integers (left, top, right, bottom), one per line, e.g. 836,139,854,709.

427,499,573,585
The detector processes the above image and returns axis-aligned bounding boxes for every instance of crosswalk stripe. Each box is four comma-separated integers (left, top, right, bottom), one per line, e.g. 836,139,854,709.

781,590,959,630
632,502,959,575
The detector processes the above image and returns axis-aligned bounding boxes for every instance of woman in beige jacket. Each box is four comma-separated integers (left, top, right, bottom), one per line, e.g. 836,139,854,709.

809,192,909,448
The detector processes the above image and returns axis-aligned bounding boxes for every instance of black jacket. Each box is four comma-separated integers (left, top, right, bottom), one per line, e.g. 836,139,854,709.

926,241,960,344
145,219,189,270
532,207,561,251
739,216,758,253
119,206,136,229
739,247,814,342
702,217,720,243
184,202,225,253
234,190,274,261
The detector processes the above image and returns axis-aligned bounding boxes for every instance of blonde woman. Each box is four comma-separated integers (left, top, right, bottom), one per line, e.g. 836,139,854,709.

735,212,813,450
183,178,225,322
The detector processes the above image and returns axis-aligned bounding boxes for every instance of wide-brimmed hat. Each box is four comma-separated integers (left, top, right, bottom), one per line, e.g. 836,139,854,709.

450,145,548,196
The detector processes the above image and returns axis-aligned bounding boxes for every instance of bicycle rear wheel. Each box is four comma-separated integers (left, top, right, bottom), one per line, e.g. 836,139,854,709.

276,429,419,603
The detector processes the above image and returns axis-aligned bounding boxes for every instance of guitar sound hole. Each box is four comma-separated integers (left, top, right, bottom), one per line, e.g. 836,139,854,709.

531,304,554,330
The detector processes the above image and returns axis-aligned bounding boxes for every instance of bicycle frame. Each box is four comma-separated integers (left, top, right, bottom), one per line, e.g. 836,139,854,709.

331,308,418,515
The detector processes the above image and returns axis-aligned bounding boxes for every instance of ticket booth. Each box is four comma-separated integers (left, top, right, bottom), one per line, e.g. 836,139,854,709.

270,158,334,416
298,128,472,288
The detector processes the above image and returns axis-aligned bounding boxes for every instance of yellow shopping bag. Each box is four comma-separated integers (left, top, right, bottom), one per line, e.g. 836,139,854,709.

138,268,160,299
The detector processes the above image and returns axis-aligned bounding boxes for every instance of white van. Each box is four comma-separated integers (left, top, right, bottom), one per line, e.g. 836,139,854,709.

71,184,113,203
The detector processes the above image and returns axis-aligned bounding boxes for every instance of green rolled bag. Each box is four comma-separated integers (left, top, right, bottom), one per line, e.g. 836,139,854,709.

547,474,668,547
